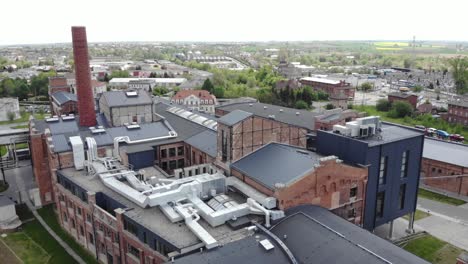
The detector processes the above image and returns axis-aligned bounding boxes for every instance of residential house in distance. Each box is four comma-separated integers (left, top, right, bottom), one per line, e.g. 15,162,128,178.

300,77,355,99
388,92,418,109
50,91,77,116
171,90,217,114
109,78,186,90
99,90,153,126
0,98,20,121
443,99,468,126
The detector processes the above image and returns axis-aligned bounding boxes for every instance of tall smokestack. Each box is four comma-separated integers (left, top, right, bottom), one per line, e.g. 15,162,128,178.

71,26,96,127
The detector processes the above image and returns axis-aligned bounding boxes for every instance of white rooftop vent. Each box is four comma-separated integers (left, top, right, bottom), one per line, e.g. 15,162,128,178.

90,127,106,134
126,91,138,97
264,106,268,109
296,112,300,115
259,239,275,251
268,115,276,119
126,124,141,129
46,117,59,122
62,115,75,121
279,109,283,112
249,103,253,107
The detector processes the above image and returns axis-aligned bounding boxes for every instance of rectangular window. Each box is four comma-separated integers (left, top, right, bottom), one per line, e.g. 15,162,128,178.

128,244,140,258
177,146,184,156
199,154,203,164
77,207,82,216
350,187,357,198
379,156,387,185
80,226,84,236
348,208,356,219
221,130,228,161
169,160,177,170
177,159,184,168
161,161,168,171
400,151,409,178
161,149,167,158
89,233,94,245
169,148,176,157
376,192,385,219
399,184,406,210
86,213,91,223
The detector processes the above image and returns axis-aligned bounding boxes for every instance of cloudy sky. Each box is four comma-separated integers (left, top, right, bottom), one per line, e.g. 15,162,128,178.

1,0,467,45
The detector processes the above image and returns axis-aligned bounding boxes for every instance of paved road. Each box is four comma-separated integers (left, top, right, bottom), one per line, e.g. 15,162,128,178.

416,197,468,251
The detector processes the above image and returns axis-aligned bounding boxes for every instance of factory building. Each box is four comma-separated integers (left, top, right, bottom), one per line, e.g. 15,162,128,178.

99,90,153,127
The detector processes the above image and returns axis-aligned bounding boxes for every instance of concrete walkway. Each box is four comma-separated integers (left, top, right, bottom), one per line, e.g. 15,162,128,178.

416,197,468,251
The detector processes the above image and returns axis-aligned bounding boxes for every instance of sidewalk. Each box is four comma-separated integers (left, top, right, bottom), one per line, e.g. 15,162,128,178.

419,183,468,203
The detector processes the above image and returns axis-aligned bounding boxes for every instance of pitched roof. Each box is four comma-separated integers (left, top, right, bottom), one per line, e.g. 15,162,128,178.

423,138,468,167
388,92,417,99
216,102,317,130
270,205,429,264
231,143,322,190
51,91,77,105
217,110,252,126
100,90,152,107
185,130,217,157
172,90,215,101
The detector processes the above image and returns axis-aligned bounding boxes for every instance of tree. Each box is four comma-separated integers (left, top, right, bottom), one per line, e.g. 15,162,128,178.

413,85,423,93
7,111,15,121
17,83,30,100
295,100,308,109
109,70,129,79
447,57,468,94
359,82,372,92
389,101,413,118
201,78,214,93
213,87,225,98
376,99,391,112
325,103,335,110
403,58,412,69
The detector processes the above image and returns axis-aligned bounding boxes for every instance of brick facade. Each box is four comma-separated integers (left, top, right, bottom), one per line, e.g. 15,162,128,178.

388,93,418,109
72,26,96,127
300,79,355,98
444,102,468,126
421,158,468,196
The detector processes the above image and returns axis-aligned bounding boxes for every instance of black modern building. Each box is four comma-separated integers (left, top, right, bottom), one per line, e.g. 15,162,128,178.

317,122,424,230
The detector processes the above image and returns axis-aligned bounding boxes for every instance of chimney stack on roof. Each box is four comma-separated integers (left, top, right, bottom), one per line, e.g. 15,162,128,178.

71,26,96,127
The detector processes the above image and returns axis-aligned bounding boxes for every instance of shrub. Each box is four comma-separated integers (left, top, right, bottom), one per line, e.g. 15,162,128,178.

390,101,413,118
376,99,391,112
295,100,308,109
7,111,15,121
325,103,335,110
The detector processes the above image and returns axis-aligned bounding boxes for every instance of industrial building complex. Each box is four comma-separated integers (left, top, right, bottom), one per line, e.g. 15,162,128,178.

24,26,433,264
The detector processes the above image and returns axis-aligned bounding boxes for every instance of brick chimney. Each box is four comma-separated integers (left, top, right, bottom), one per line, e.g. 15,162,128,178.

71,26,96,127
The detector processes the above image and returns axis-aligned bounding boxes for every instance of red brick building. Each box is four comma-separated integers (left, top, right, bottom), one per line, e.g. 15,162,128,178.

314,109,361,131
444,100,468,126
230,143,368,225
49,76,71,94
388,92,418,109
50,91,78,116
422,139,468,196
300,77,355,99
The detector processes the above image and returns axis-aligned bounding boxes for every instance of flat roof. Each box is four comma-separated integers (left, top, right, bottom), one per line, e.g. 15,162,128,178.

448,99,468,108
423,138,468,167
216,102,317,130
101,90,152,107
0,195,14,207
300,77,340,85
231,143,322,190
58,168,252,251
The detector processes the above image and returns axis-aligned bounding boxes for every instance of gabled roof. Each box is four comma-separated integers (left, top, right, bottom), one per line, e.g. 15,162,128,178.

172,90,215,101
231,143,322,190
217,110,252,126
185,130,217,158
216,102,317,130
388,92,417,99
51,91,77,105
100,90,152,107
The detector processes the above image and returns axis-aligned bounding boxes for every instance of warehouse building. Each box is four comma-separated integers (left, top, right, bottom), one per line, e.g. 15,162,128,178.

99,90,153,127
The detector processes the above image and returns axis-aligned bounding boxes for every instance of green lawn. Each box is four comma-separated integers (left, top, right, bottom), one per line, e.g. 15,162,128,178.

38,205,99,264
0,112,46,125
1,232,50,264
402,234,466,264
402,209,431,221
418,188,466,206
0,145,7,156
11,124,29,129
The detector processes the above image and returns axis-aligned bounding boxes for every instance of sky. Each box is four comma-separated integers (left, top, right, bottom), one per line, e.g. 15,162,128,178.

1,0,468,45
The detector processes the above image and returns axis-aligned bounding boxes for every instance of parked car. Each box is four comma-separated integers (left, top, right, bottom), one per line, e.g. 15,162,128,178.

425,127,437,136
450,134,465,142
436,130,450,139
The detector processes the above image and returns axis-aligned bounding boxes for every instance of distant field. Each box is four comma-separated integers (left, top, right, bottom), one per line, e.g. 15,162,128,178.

374,41,409,47
376,47,403,51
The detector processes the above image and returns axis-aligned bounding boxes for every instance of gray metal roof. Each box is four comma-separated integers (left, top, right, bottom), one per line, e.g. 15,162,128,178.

101,90,152,107
216,102,318,130
423,138,468,167
0,195,14,207
185,130,217,158
271,205,429,264
51,134,71,152
345,123,423,147
51,91,77,105
231,143,322,190
169,233,290,264
48,119,80,135
388,92,416,98
448,99,468,108
217,110,252,126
